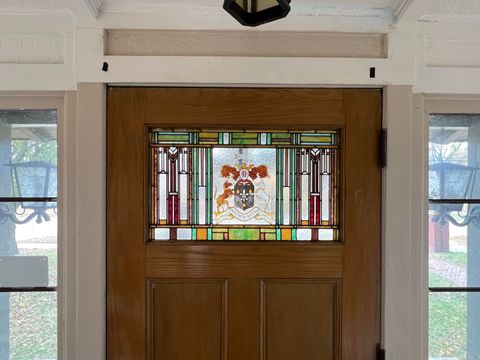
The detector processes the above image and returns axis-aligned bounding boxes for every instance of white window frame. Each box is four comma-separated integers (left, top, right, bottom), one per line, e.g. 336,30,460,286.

0,92,74,359
419,94,480,360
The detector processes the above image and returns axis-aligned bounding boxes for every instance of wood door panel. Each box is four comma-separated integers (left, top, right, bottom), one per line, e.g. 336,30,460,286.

262,280,340,360
228,279,261,360
148,279,227,360
144,88,346,128
145,244,343,278
108,88,146,359
342,90,382,358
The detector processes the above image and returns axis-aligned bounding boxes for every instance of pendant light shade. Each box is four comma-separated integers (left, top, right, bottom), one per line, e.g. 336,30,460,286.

223,0,291,27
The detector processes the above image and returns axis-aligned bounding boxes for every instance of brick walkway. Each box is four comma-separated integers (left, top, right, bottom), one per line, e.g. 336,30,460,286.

430,256,467,287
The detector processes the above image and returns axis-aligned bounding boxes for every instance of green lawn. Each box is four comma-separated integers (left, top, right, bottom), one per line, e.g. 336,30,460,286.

429,251,469,360
9,247,57,360
431,251,468,268
9,292,57,360
429,291,467,360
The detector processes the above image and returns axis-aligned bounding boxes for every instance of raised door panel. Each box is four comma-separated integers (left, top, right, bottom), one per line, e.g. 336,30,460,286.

148,280,227,360
262,280,340,360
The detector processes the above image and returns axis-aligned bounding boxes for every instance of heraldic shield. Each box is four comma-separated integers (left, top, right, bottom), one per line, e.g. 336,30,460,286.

234,176,255,210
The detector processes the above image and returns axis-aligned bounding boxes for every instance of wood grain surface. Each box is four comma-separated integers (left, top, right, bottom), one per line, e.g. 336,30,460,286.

107,87,382,360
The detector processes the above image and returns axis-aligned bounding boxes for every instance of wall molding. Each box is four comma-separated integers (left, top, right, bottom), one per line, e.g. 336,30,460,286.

425,37,480,68
0,32,64,64
105,29,388,58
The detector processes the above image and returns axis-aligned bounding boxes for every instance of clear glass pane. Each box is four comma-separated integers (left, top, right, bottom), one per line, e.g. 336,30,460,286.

0,291,57,359
0,202,57,287
429,114,480,200
150,130,339,241
429,203,480,288
0,110,57,198
429,292,480,360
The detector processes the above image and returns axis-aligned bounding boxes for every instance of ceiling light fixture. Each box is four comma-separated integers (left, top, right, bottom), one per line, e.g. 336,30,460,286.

223,0,291,27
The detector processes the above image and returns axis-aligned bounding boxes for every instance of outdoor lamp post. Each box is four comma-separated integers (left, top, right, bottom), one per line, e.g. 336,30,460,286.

0,161,57,224
429,162,480,227
223,0,291,27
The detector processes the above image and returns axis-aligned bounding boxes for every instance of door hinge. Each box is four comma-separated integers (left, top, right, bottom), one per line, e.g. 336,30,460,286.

376,345,386,360
380,128,387,168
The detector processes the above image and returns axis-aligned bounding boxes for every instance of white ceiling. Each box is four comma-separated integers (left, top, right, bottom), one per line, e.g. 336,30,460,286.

1,0,480,22
0,0,407,18
100,0,406,17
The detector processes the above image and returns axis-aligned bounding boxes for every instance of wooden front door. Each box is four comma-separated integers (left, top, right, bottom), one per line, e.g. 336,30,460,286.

107,88,381,360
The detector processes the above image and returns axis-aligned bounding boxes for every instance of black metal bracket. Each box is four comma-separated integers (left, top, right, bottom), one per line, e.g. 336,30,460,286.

380,128,387,168
376,345,386,360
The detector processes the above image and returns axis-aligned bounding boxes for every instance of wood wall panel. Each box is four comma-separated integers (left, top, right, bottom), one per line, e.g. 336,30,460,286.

262,280,340,360
148,279,227,360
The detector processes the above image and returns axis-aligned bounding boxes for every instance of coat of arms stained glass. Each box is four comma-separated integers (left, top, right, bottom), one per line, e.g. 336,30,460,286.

149,130,339,241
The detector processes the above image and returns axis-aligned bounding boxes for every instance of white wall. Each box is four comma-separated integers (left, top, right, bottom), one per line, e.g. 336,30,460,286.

0,2,479,93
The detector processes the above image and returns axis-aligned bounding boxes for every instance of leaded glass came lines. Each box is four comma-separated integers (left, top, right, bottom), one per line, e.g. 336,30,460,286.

150,130,339,241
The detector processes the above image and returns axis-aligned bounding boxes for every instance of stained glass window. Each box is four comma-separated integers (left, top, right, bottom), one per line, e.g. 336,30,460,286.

149,130,339,241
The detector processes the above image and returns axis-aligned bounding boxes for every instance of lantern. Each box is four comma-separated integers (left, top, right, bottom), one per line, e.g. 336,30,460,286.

223,0,291,27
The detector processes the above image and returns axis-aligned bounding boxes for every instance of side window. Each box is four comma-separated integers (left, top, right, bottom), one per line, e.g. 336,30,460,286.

428,114,480,360
0,110,58,359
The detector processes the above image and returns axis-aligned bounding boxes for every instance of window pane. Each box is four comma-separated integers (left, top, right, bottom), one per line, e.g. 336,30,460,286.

429,203,480,288
149,130,339,241
429,292,480,360
0,291,57,359
429,114,480,200
0,109,57,360
429,114,480,360
0,110,57,198
0,202,57,287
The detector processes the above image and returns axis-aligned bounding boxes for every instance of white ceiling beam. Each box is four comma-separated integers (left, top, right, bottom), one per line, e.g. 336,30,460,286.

392,0,413,23
64,0,100,20
395,0,435,25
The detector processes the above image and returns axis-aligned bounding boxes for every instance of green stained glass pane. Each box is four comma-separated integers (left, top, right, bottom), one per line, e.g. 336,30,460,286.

212,232,224,240
155,133,190,143
229,228,260,240
232,139,257,145
265,233,277,240
300,134,334,145
232,133,258,139
271,133,290,139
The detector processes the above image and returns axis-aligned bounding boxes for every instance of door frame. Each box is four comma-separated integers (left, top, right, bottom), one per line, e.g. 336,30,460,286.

70,83,422,360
